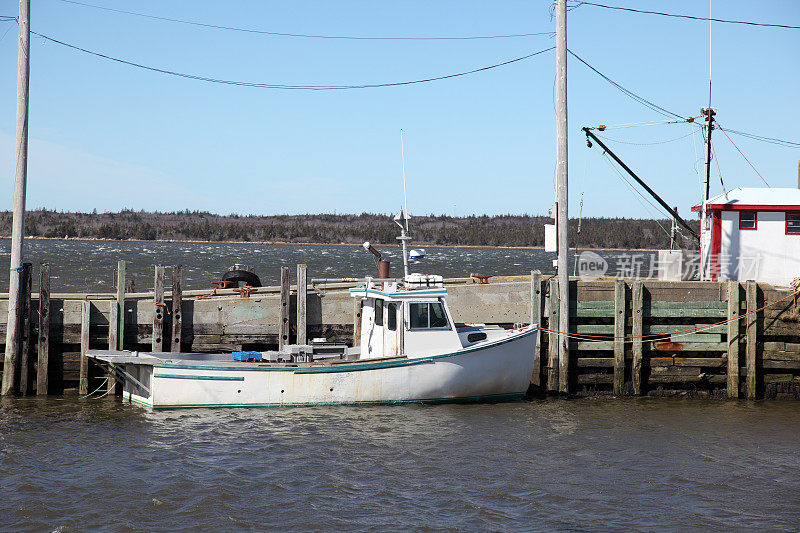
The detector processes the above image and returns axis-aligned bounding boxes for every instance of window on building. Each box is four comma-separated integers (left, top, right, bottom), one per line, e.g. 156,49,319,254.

787,212,800,235
409,302,451,330
374,299,383,326
387,303,397,331
739,211,757,230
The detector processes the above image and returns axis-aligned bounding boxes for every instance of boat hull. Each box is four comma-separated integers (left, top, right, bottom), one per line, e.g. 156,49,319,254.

122,327,537,409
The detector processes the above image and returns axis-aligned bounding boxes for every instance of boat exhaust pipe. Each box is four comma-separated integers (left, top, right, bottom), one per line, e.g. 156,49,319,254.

363,241,390,278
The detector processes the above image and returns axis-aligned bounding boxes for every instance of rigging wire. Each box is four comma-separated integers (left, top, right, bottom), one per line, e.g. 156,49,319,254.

716,121,771,187
709,140,729,198
597,130,695,146
29,30,554,90
567,49,685,120
717,127,800,149
571,1,800,30
58,0,555,40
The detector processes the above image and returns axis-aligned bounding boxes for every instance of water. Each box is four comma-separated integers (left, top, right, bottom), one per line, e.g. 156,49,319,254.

0,239,663,292
1,398,798,531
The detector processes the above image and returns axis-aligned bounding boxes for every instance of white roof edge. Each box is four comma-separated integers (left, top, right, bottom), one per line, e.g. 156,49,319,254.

706,187,800,206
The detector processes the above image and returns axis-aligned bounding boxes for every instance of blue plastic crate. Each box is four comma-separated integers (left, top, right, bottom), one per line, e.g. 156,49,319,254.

232,351,262,362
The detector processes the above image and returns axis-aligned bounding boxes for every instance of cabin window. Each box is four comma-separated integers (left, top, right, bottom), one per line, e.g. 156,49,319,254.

739,211,757,230
387,303,397,331
374,299,383,327
467,332,487,343
409,302,450,330
787,212,800,235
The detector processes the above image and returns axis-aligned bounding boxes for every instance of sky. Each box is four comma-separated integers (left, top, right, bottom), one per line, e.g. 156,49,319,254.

0,0,798,219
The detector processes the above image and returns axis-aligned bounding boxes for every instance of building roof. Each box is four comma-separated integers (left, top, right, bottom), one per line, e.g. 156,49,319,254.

691,187,800,211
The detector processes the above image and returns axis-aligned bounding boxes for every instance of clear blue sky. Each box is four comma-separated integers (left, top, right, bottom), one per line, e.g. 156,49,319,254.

0,0,797,218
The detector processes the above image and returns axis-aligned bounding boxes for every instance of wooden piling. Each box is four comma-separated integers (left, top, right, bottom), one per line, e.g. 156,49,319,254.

116,260,125,350
279,266,289,349
353,298,362,347
613,279,626,395
152,265,165,352
745,280,757,399
727,281,741,398
171,265,183,353
547,277,559,392
18,263,32,394
631,280,644,395
297,264,307,345
79,300,90,395
530,270,543,387
107,299,118,393
36,263,50,395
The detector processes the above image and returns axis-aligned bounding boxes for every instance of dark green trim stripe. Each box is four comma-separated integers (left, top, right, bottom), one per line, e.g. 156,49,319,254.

154,327,537,374
154,373,244,381
132,392,525,410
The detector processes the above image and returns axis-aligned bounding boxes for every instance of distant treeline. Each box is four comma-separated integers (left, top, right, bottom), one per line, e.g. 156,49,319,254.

0,209,699,249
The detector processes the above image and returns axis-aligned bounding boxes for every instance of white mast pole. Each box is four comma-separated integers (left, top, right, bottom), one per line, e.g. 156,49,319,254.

399,130,410,278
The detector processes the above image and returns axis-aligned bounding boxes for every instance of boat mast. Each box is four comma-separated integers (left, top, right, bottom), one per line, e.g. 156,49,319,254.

700,0,715,280
398,130,411,278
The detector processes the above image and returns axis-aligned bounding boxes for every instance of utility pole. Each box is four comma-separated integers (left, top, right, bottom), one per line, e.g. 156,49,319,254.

2,0,31,396
555,0,570,393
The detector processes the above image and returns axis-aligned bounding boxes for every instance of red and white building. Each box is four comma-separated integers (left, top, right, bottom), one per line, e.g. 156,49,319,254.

692,187,800,285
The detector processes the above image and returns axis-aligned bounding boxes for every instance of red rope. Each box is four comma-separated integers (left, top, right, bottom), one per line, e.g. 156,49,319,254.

717,121,771,188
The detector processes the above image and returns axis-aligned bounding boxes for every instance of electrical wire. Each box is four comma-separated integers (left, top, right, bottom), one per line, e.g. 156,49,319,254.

30,30,555,90
58,0,555,40
567,49,685,120
716,121,771,187
709,140,729,197
572,1,800,30
718,127,800,149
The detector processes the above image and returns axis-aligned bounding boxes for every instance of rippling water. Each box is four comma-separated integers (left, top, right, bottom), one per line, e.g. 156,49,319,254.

1,398,798,531
0,239,662,293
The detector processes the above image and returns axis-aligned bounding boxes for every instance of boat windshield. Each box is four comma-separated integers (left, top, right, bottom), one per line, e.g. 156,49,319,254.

409,302,450,330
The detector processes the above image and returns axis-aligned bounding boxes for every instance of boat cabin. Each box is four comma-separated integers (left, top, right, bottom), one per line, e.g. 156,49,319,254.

692,187,800,285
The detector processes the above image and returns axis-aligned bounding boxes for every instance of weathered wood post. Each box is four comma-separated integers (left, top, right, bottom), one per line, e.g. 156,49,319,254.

279,266,290,349
152,265,165,352
107,299,118,393
531,270,543,387
727,281,741,398
297,264,307,345
116,260,125,350
18,263,32,394
353,298,362,347
613,279,626,395
171,265,183,353
79,300,90,395
547,277,559,392
745,280,758,399
36,263,50,395
631,280,644,395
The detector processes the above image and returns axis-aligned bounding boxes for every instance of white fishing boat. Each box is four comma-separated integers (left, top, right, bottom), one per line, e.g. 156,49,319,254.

87,215,537,409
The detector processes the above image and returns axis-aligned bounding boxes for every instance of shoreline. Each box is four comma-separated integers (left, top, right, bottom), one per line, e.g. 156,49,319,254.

0,236,678,253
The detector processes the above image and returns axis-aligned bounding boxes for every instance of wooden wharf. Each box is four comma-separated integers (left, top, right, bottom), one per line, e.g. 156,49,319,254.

1,264,799,400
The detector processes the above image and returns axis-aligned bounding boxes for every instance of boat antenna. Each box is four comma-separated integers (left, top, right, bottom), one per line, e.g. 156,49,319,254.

395,129,411,278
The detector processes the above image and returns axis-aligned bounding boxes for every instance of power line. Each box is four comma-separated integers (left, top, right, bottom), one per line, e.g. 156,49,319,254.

718,127,800,149
567,49,686,120
716,121,771,187
30,30,554,90
597,131,695,146
572,1,800,30
58,0,555,41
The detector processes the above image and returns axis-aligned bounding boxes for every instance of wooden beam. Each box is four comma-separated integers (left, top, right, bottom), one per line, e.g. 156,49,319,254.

107,299,117,393
547,277,559,392
631,280,644,395
36,263,50,395
279,266,289,349
116,260,125,350
613,279,626,395
297,264,307,345
726,281,740,399
79,300,90,395
171,265,183,352
152,265,165,352
745,280,758,399
353,298,362,347
558,278,571,394
531,270,543,387
19,263,32,395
